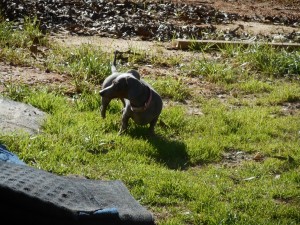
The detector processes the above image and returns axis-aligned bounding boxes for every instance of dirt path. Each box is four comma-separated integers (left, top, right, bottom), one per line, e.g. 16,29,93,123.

197,0,300,20
0,61,72,93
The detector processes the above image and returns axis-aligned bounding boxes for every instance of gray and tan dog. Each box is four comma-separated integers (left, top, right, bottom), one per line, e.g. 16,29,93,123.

100,50,140,118
100,59,163,135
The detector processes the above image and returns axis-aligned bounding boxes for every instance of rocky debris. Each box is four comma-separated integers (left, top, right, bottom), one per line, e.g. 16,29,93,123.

1,0,227,40
221,150,252,167
1,0,299,42
0,97,47,135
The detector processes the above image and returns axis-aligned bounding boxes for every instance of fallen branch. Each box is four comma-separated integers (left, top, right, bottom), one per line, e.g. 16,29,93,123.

171,39,300,50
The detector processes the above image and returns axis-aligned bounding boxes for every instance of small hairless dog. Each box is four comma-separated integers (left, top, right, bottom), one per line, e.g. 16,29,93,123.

100,67,163,135
100,50,140,118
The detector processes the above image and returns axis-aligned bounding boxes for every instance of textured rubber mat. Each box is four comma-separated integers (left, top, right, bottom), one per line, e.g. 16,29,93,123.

0,161,155,225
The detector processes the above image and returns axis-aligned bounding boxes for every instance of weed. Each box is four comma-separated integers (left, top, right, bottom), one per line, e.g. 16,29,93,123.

65,44,111,84
239,45,300,78
150,77,190,101
258,81,300,105
43,43,112,92
2,81,31,102
235,79,273,94
0,16,47,49
0,17,48,66
188,58,241,84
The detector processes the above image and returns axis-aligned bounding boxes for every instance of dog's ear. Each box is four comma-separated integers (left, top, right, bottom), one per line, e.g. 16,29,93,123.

125,76,129,85
126,76,142,100
125,75,140,86
127,70,141,80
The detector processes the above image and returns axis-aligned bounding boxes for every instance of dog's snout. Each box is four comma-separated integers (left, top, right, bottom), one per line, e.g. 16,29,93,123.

100,87,112,97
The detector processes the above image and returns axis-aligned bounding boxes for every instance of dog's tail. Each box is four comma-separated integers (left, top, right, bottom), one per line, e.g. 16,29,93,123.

111,50,119,73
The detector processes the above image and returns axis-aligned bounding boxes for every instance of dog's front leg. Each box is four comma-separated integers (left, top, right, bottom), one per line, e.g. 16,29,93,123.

119,112,130,135
100,97,111,118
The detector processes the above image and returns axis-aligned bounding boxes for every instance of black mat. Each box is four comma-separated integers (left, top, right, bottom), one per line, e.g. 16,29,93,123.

0,160,155,225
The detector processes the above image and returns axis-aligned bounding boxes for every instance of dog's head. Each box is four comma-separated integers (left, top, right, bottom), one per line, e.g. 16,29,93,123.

100,73,138,99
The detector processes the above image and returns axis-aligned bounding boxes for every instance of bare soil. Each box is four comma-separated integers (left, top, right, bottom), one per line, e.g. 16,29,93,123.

194,0,300,20
140,0,300,22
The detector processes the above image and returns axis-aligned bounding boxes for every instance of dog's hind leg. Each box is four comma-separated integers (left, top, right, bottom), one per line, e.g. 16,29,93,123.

149,116,159,135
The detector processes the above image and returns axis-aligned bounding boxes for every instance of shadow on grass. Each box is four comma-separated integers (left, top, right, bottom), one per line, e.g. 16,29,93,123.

149,135,190,170
128,128,190,170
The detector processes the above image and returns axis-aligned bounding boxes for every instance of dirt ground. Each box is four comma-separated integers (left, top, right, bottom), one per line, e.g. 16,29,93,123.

191,0,300,19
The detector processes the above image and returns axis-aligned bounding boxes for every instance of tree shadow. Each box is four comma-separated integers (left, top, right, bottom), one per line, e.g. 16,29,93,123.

128,128,190,170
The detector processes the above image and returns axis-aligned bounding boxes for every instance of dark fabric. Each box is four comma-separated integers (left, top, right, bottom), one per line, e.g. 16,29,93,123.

0,161,155,225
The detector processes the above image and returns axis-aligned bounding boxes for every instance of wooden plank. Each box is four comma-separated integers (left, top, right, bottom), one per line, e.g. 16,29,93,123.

171,39,300,50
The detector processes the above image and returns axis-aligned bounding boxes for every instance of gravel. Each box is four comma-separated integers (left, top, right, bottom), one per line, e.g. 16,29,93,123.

1,0,299,42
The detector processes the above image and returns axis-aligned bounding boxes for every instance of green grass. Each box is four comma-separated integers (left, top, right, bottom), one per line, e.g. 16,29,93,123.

0,18,300,225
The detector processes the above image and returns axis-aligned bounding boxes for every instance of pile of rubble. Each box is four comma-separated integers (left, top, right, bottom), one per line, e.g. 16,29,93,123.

1,0,300,42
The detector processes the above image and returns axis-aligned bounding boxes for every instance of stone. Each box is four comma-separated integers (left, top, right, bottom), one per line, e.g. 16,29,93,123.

0,97,47,135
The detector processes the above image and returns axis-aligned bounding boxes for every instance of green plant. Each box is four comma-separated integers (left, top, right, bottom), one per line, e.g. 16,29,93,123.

0,16,47,49
2,80,31,102
65,44,111,84
188,58,240,84
149,77,190,101
0,17,49,66
239,45,300,78
236,79,273,94
42,44,112,92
